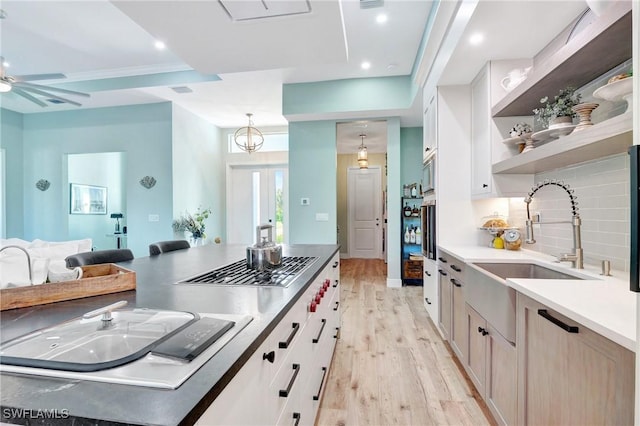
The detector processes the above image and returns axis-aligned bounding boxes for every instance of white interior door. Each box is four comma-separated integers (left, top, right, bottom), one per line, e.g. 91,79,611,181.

348,167,382,258
227,165,288,245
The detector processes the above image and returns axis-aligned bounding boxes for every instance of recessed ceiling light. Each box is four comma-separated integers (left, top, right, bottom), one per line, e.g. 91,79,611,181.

154,40,166,50
2,60,9,68
361,61,371,70
376,14,387,24
469,32,484,46
387,63,397,70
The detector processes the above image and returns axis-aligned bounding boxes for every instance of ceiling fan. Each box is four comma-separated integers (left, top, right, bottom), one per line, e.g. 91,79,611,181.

0,57,90,107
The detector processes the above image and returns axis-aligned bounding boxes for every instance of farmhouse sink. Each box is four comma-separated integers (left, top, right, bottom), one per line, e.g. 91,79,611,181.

472,262,587,281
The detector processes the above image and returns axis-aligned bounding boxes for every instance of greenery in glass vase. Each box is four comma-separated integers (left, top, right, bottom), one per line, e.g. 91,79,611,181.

532,87,582,129
172,207,211,239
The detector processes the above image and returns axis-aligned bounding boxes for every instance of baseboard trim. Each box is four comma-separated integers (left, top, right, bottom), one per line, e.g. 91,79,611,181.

386,278,402,288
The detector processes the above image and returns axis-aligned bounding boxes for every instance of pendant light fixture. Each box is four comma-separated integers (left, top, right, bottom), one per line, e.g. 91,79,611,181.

234,113,264,153
357,133,368,169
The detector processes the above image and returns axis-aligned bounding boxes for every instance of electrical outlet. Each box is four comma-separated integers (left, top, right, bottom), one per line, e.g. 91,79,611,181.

315,213,329,222
148,214,159,222
301,198,310,206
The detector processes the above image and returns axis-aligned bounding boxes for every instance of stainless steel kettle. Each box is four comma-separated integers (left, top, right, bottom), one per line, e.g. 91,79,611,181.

246,224,282,271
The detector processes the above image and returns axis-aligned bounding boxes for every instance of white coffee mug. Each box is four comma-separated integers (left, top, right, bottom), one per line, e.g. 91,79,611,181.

48,266,83,283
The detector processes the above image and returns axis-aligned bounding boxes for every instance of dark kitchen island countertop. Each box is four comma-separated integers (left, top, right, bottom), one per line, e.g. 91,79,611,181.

0,243,340,426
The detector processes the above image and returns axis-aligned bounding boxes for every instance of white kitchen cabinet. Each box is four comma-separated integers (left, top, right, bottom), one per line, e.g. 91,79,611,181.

516,292,634,426
423,90,437,162
197,254,340,425
465,303,517,426
470,62,532,199
422,257,438,322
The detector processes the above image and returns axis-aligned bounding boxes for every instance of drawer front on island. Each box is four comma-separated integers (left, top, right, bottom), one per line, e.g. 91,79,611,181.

197,253,340,425
516,292,634,426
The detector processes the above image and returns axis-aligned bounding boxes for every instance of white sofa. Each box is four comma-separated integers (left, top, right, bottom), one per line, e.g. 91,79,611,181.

0,238,92,288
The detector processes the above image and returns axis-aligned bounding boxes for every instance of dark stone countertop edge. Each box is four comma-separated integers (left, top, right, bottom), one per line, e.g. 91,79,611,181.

0,244,340,426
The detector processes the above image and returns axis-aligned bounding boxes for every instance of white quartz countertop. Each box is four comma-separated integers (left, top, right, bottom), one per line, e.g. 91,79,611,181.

438,244,636,352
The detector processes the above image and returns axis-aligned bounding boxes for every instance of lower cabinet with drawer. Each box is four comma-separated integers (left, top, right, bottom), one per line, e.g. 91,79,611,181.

437,251,466,361
516,292,634,426
197,254,340,425
465,303,517,426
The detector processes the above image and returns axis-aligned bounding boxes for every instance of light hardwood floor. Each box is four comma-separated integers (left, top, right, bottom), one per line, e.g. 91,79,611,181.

316,258,495,426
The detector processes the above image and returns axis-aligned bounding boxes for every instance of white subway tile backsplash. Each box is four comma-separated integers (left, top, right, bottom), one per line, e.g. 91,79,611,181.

509,152,630,272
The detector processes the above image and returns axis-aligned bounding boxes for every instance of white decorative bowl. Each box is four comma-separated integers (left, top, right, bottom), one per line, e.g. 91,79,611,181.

593,78,633,113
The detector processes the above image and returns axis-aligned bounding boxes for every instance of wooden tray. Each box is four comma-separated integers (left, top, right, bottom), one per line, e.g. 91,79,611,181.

0,264,136,311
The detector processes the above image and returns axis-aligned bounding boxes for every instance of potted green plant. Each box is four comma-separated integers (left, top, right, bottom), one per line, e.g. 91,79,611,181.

533,87,582,129
172,207,212,244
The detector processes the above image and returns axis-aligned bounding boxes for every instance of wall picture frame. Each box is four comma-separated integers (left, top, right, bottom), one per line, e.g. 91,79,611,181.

70,183,107,215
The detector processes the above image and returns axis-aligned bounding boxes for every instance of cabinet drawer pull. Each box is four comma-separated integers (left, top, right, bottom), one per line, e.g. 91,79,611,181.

425,270,431,277
312,319,327,343
312,367,328,401
438,269,448,276
279,322,300,349
333,301,340,311
292,413,301,426
262,351,275,363
450,278,462,287
538,309,579,333
425,297,432,305
334,327,340,339
332,261,339,268
477,326,488,336
333,279,339,288
450,265,462,272
279,364,300,397
482,183,488,188
438,257,448,263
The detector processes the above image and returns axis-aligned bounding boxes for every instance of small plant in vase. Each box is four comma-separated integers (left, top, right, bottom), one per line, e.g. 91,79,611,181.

533,87,582,130
172,207,212,244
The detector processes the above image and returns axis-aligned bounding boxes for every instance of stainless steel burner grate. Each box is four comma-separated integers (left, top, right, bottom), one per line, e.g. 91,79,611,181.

178,256,317,287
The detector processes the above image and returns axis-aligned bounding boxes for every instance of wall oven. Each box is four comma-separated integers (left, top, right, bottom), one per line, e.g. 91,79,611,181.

421,199,436,260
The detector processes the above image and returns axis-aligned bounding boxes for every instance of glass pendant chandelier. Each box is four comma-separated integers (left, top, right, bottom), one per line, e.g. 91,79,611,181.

234,113,264,153
357,134,368,169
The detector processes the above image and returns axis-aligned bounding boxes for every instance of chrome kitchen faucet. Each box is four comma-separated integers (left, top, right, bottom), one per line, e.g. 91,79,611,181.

0,245,33,284
524,180,584,269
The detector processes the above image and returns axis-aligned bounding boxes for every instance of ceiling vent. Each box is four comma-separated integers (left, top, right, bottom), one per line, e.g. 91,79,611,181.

171,86,193,94
219,0,311,22
360,0,384,9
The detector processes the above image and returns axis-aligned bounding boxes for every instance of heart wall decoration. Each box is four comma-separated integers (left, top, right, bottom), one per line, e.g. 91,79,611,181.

36,179,50,191
139,176,157,189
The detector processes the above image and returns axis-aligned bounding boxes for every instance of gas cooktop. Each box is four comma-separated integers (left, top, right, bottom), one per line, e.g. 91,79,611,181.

178,256,317,288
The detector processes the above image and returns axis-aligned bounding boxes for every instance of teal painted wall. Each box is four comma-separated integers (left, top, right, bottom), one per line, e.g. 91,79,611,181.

283,76,414,118
287,117,403,283
400,127,424,189
0,108,24,238
172,104,224,244
288,121,337,244
20,102,173,257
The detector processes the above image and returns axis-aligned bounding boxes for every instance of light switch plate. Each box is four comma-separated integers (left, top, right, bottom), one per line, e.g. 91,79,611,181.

148,214,160,222
315,213,329,222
